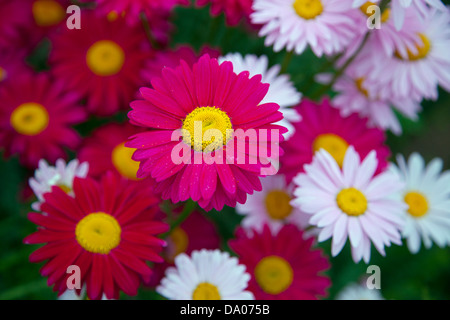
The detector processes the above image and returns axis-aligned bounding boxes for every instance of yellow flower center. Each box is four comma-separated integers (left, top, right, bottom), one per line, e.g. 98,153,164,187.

75,212,121,254
86,40,125,77
396,33,431,61
355,77,369,97
107,10,126,22
360,2,390,23
404,191,429,218
182,107,233,152
265,190,293,220
167,227,189,262
313,134,349,167
293,0,324,20
336,188,368,216
192,283,221,300
10,103,49,136
0,67,7,82
254,256,294,295
111,142,140,180
32,0,66,27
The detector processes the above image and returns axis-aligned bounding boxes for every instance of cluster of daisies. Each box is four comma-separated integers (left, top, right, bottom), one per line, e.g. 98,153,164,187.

1,0,449,300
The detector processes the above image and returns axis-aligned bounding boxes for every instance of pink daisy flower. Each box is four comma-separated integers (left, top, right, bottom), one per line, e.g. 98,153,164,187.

345,1,424,60
362,8,450,102
292,147,407,263
24,173,168,300
320,68,422,135
29,158,89,211
236,175,310,234
0,73,86,168
142,45,220,87
127,54,286,211
196,0,254,26
229,225,330,300
147,210,221,287
279,99,390,184
50,11,154,116
353,0,447,30
78,122,145,181
251,0,359,57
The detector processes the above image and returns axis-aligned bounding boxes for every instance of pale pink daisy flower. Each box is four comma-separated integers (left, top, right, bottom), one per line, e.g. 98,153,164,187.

317,68,421,135
219,53,301,139
353,0,448,31
345,1,424,60
336,282,384,300
28,158,89,211
292,146,407,263
390,153,450,254
363,8,450,102
236,175,310,234
251,0,359,57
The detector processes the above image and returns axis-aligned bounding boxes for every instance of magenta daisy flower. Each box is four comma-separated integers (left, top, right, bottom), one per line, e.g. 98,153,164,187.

24,173,168,300
251,0,359,56
279,99,390,183
292,147,407,263
78,122,145,181
229,225,330,300
0,73,86,168
127,54,286,211
197,0,254,26
50,11,154,116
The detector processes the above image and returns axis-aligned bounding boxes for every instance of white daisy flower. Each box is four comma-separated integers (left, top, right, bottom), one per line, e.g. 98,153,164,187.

219,53,302,139
292,146,407,263
251,0,359,57
29,158,89,211
157,249,254,300
236,175,310,234
390,153,450,253
336,282,384,300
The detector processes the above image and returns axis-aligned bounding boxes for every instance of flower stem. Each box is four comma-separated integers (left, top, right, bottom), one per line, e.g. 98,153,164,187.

140,12,159,49
280,51,294,74
162,199,197,237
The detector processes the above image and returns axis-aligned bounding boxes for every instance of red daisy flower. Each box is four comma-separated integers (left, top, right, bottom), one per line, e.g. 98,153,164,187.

147,210,221,286
24,173,169,300
0,72,86,168
280,98,390,183
229,224,331,300
127,54,286,211
142,45,220,87
50,10,154,116
79,122,145,181
196,0,253,26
